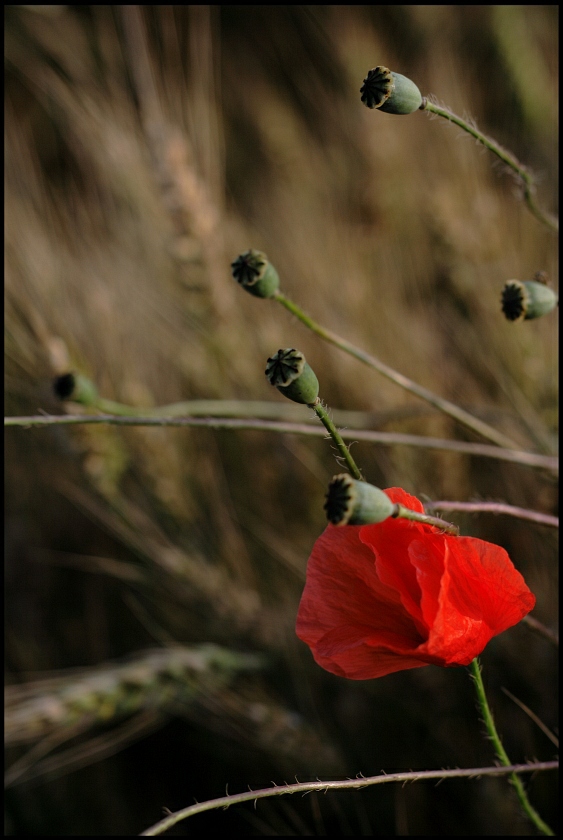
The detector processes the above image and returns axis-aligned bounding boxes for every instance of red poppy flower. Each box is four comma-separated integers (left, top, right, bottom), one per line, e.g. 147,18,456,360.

296,488,536,679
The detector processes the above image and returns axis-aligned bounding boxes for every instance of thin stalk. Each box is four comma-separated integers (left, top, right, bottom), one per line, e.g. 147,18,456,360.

422,99,558,232
139,762,558,836
309,401,458,532
90,397,335,420
424,500,558,529
273,290,522,451
4,415,558,473
310,399,363,480
469,658,554,836
393,503,458,536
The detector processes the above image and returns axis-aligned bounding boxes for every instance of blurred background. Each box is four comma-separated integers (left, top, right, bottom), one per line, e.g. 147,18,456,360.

5,5,558,835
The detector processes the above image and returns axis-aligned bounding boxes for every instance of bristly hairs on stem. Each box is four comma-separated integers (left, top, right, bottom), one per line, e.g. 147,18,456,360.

139,761,558,835
421,95,558,232
468,658,555,835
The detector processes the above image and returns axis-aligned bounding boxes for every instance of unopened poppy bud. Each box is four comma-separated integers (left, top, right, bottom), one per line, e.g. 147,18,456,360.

265,348,319,405
501,279,558,321
53,372,99,406
325,474,396,526
360,66,423,115
231,249,280,298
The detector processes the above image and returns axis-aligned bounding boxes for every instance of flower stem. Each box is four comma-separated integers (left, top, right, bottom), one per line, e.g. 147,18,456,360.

422,100,558,233
469,657,554,836
393,503,459,536
273,290,521,451
310,399,363,480
88,397,335,420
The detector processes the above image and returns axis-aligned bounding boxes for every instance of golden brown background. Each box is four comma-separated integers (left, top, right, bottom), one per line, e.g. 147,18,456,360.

5,5,558,835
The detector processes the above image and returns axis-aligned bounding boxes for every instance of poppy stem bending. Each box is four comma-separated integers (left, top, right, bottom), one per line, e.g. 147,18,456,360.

393,503,459,536
469,658,555,836
421,100,558,233
310,399,363,481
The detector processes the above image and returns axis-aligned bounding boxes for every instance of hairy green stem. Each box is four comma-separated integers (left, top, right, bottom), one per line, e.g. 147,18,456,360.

310,399,363,480
393,503,458,536
310,401,459,532
273,291,521,451
423,100,558,232
469,658,554,835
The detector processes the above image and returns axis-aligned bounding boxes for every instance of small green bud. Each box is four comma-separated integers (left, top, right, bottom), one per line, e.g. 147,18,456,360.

324,474,396,526
53,372,99,406
501,279,558,321
231,249,280,298
265,348,319,405
360,66,423,115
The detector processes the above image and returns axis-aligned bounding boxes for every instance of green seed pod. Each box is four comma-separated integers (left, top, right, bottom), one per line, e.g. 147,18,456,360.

324,474,396,526
53,372,99,406
265,348,319,405
501,279,558,321
231,249,280,298
360,66,423,115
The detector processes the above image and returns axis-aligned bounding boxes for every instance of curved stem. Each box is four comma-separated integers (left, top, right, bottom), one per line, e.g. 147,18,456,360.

469,658,554,836
273,290,522,451
310,399,363,480
422,100,558,232
139,761,558,835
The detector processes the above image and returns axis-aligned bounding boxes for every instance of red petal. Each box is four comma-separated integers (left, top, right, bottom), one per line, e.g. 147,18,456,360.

296,525,426,678
296,487,536,679
383,487,426,513
359,489,434,633
427,535,535,664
